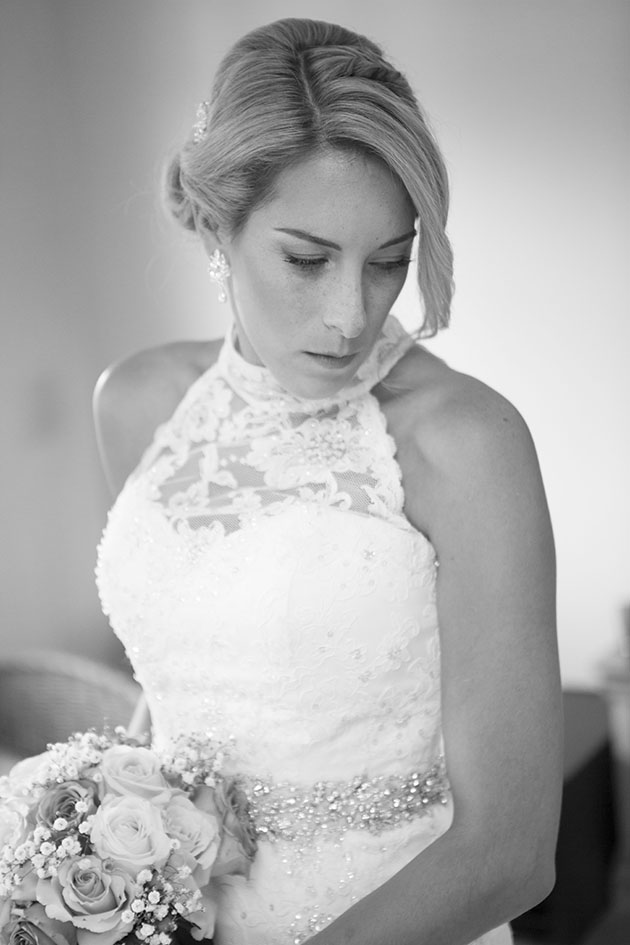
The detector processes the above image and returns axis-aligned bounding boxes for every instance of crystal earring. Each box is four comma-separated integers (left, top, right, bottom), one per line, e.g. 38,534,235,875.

207,249,231,303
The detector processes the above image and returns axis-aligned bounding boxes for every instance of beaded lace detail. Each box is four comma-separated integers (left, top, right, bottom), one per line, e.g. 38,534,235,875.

96,315,508,945
131,313,417,538
246,758,449,844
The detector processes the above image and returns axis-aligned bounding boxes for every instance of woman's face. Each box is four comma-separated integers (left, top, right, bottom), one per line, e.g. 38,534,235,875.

222,148,416,399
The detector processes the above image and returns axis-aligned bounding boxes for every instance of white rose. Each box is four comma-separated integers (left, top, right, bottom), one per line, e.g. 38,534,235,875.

162,795,221,884
90,795,172,878
100,746,171,805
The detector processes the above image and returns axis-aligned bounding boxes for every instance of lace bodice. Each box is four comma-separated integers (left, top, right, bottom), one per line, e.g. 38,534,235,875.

95,315,511,945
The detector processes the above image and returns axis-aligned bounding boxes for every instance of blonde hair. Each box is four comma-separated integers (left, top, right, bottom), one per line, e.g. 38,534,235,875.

164,18,453,336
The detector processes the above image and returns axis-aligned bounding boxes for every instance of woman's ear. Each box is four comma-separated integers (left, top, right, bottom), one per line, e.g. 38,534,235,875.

199,224,229,263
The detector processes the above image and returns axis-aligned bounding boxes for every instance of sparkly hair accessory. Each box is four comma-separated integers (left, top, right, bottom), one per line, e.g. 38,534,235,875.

192,100,211,144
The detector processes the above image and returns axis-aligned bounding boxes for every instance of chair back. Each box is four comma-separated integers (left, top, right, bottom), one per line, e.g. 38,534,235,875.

0,650,141,759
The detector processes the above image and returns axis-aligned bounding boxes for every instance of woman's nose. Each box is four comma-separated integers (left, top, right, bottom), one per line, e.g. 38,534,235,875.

323,275,366,339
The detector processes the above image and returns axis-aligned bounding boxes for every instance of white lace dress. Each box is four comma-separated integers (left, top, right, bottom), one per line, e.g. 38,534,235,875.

96,316,512,945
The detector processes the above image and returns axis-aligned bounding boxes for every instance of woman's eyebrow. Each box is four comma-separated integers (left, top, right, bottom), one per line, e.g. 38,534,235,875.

274,227,417,250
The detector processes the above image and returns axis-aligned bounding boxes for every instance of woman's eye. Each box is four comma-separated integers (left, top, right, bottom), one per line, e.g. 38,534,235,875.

282,254,412,273
283,254,327,269
372,257,412,272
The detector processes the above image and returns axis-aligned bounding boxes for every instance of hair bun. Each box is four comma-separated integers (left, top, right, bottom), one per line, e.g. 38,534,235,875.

163,154,197,232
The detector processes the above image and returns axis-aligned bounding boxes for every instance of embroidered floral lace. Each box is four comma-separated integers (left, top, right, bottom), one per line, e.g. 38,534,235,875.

96,315,511,945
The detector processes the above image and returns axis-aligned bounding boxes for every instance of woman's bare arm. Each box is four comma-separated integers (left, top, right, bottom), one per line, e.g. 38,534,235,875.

127,694,152,739
93,341,220,741
93,340,219,495
308,378,563,944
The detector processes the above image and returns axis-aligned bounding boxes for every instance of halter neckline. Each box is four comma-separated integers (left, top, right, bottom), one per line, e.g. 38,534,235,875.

216,314,414,410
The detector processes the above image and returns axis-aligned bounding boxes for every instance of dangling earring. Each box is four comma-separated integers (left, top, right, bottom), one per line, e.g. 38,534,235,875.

207,249,231,303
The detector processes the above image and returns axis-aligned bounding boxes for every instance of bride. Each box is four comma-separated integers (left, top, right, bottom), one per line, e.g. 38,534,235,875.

95,17,562,945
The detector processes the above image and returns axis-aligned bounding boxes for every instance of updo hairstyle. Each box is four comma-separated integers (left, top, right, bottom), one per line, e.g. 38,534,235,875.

164,18,453,336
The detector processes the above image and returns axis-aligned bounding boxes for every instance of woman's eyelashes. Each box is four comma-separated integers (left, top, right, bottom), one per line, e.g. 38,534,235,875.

283,254,326,269
373,257,412,271
282,253,412,273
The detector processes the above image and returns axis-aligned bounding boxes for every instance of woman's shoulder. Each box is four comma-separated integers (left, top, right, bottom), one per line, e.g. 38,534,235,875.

93,338,222,495
381,344,540,536
382,342,529,438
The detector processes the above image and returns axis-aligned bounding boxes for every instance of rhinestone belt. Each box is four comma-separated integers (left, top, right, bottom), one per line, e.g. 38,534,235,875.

242,758,449,844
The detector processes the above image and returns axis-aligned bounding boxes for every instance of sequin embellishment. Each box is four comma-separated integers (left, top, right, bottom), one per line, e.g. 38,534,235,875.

244,758,448,844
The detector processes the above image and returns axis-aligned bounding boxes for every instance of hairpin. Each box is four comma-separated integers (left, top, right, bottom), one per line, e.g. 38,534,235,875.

192,101,211,144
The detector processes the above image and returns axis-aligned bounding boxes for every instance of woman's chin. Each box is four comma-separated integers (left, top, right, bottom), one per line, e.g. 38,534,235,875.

277,351,363,399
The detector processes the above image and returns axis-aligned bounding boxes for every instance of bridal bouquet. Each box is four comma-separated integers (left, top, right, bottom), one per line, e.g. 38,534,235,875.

0,729,257,945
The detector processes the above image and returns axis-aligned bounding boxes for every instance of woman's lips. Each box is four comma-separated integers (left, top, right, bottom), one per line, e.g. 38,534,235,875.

304,351,358,369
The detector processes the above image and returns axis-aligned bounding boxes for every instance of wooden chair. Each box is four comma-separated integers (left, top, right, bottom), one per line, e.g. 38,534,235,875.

0,649,142,771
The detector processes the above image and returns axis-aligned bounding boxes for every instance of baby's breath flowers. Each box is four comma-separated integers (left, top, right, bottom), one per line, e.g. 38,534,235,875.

0,727,256,945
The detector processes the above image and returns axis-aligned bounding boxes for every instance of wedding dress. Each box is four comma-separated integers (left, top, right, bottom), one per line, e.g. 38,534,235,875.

96,315,512,945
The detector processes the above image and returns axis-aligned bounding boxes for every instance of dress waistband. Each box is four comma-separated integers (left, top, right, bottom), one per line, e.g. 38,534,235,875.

241,758,449,844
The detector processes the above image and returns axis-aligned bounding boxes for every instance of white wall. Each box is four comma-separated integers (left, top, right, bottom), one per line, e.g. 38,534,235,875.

1,0,628,684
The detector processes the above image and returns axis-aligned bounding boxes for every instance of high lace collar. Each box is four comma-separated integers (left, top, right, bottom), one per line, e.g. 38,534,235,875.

216,314,414,411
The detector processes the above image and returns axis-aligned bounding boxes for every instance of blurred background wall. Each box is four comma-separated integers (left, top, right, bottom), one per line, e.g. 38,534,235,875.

0,0,628,685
